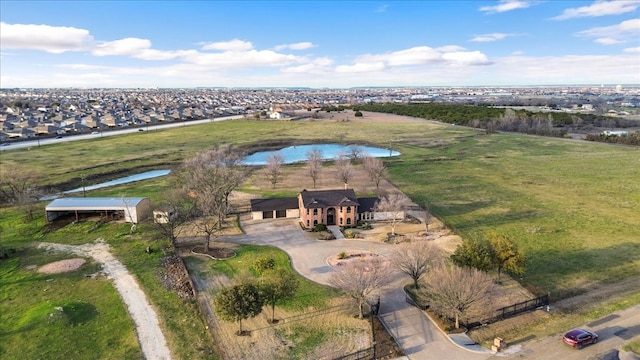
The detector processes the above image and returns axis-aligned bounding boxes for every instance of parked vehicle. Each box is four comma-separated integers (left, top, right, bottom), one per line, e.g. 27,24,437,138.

562,329,598,349
91,131,100,135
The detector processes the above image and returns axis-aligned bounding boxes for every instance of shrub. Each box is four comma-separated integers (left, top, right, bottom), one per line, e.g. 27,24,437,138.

359,222,372,230
253,256,276,275
354,111,363,117
317,231,335,240
338,251,348,260
344,229,356,239
313,223,328,232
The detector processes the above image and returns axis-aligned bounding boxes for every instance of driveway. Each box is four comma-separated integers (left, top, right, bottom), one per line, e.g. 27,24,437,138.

220,218,492,360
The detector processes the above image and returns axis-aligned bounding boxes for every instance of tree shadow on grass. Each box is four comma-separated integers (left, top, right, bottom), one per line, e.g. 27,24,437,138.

523,241,640,300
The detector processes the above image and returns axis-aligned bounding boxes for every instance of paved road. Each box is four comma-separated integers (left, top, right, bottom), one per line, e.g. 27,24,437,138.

0,115,244,151
490,304,640,360
220,218,492,360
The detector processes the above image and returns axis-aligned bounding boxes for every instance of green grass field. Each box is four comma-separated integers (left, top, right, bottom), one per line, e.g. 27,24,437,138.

2,114,639,357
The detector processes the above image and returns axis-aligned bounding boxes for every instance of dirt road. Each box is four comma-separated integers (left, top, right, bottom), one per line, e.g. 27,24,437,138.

37,240,172,360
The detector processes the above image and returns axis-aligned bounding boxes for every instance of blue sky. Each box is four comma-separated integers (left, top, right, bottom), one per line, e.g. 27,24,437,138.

1,0,639,88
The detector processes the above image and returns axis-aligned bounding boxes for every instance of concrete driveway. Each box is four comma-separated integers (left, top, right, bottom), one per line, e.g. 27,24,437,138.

220,218,492,360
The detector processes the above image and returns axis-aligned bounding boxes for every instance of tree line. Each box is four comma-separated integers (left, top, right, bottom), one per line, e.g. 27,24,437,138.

340,103,639,144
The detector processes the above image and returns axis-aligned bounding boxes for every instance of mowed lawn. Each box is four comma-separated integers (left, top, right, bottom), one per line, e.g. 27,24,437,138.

2,113,639,313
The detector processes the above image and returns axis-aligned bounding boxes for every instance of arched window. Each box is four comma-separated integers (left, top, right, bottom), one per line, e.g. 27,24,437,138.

346,218,352,225
346,206,351,213
313,220,318,226
313,208,318,215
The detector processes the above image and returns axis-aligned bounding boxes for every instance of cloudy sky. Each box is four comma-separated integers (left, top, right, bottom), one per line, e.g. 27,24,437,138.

1,0,639,88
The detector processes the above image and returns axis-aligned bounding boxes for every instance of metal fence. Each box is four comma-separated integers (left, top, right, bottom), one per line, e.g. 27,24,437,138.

496,294,549,319
332,346,375,360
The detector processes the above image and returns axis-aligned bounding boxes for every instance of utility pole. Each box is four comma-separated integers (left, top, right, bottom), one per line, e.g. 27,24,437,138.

81,174,86,197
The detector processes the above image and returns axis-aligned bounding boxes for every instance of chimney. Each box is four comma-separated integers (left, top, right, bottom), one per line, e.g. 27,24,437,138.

344,183,349,189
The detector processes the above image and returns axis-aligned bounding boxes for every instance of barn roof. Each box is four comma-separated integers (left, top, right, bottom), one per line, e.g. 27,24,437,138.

46,197,148,210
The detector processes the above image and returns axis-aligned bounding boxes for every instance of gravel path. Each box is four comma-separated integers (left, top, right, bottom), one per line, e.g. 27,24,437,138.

37,239,172,360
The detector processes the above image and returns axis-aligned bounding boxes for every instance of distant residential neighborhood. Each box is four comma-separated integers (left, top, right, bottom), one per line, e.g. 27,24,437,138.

1,86,638,143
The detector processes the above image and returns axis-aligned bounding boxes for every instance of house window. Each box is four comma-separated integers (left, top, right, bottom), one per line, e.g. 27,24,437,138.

340,218,343,225
313,208,318,215
314,220,318,226
306,220,309,227
347,218,352,225
346,206,351,213
306,208,309,215
340,207,343,213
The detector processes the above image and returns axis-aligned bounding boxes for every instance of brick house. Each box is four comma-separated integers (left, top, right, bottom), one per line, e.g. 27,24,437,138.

250,189,380,229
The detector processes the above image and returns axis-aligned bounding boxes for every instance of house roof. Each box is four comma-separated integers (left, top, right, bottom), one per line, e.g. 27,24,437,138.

46,197,148,210
356,197,379,214
250,197,298,211
299,189,359,208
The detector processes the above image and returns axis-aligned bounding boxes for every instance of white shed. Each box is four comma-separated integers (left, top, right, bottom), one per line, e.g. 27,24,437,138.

45,197,151,223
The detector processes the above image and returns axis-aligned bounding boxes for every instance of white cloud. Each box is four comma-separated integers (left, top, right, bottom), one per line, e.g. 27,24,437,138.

435,45,467,52
93,38,152,56
552,0,640,20
273,42,315,51
201,39,253,52
576,19,640,44
489,53,640,84
0,22,93,53
339,46,491,73
479,0,533,14
281,57,334,73
442,51,491,65
375,4,389,13
595,37,622,45
185,49,305,67
623,46,640,53
470,33,513,42
335,62,387,73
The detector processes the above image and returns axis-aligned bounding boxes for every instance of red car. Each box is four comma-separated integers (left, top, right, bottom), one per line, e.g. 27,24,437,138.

562,328,598,349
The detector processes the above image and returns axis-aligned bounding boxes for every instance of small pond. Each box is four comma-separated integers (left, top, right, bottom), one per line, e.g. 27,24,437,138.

243,144,400,165
41,169,171,200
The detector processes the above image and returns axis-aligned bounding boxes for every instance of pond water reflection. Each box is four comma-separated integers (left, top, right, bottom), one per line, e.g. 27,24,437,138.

243,144,400,165
41,169,171,200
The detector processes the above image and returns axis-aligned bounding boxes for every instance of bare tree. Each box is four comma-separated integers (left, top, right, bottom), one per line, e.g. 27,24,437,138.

330,257,391,319
153,187,195,248
265,153,284,189
306,147,322,189
374,193,412,236
347,145,364,162
421,264,494,329
0,164,43,220
390,241,443,289
334,153,353,186
362,156,387,191
180,145,248,252
423,204,433,233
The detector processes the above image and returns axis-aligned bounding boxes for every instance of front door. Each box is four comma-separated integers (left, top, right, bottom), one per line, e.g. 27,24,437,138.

327,207,335,225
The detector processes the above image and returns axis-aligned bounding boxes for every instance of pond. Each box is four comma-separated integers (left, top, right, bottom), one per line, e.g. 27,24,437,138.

41,169,171,200
243,144,400,165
